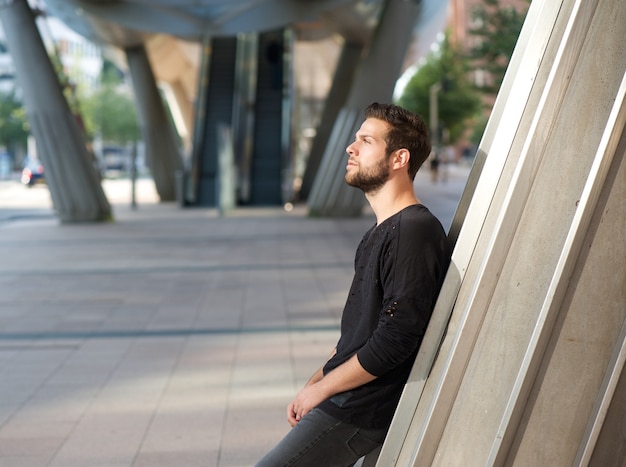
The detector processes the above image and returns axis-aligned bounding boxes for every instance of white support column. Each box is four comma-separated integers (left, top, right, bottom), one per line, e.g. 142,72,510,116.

126,44,184,202
300,40,363,201
307,0,422,217
0,0,111,223
380,0,626,464
379,0,566,460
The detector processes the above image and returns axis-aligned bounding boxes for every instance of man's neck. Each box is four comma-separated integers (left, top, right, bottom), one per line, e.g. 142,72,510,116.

366,184,420,226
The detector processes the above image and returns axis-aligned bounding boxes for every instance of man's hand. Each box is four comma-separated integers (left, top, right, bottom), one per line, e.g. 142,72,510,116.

285,354,377,427
287,383,330,427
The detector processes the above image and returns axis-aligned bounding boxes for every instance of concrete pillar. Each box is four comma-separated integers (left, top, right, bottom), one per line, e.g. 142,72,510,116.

0,0,111,223
299,40,362,201
167,80,194,156
379,0,626,464
307,0,422,217
125,45,183,202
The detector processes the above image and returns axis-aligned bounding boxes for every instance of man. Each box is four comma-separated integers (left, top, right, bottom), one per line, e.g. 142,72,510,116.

257,103,451,466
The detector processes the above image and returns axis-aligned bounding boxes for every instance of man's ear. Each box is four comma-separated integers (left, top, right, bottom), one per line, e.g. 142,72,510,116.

392,149,411,170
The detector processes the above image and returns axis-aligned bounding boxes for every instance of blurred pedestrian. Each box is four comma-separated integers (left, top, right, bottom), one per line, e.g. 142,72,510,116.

429,149,440,182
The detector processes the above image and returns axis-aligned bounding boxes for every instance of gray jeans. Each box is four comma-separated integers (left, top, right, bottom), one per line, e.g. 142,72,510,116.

255,408,386,467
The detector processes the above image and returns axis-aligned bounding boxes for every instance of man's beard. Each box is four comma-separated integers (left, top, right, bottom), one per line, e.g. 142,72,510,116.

345,156,390,194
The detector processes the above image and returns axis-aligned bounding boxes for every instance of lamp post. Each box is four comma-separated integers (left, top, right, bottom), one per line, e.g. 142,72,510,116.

429,81,442,150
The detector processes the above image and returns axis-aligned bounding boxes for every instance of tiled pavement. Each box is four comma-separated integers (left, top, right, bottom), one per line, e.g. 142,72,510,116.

0,163,468,466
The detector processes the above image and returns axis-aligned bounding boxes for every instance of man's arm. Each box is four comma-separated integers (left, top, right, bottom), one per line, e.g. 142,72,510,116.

302,348,336,387
287,353,376,426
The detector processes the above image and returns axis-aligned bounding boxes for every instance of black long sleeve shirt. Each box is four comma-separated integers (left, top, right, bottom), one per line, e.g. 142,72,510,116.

318,204,451,430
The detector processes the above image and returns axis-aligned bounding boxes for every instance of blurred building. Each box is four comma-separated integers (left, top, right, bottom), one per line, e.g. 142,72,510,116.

0,38,13,95
448,0,529,88
0,9,103,97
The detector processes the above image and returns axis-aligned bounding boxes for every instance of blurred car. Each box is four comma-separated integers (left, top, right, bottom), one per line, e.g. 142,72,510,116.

21,157,45,186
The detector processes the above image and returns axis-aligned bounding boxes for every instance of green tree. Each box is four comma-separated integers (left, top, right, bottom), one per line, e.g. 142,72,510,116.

81,62,140,146
0,91,29,154
397,33,482,145
468,0,529,96
465,0,529,144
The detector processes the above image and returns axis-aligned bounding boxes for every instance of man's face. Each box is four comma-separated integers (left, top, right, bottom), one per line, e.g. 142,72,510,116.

345,118,390,193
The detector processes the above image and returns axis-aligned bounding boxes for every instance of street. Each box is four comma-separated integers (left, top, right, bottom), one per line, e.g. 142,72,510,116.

0,161,471,231
0,176,160,224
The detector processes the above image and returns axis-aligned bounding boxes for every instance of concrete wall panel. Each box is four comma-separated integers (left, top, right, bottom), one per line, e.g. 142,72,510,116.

381,0,626,465
431,2,626,464
510,110,626,466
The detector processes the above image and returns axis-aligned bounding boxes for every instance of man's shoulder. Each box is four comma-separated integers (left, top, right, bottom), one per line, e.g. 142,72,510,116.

396,204,444,232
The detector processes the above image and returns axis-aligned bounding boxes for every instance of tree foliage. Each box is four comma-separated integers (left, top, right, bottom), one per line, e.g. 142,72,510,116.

0,91,29,153
397,33,482,145
468,0,529,95
463,0,529,143
80,61,140,145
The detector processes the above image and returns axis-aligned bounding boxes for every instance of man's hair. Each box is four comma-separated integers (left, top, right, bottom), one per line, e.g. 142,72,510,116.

364,102,431,180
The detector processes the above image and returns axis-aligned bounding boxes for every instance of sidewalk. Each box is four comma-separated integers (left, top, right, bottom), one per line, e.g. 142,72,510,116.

0,164,469,466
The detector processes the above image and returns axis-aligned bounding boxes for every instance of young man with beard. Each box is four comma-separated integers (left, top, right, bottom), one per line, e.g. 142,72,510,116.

256,103,451,466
